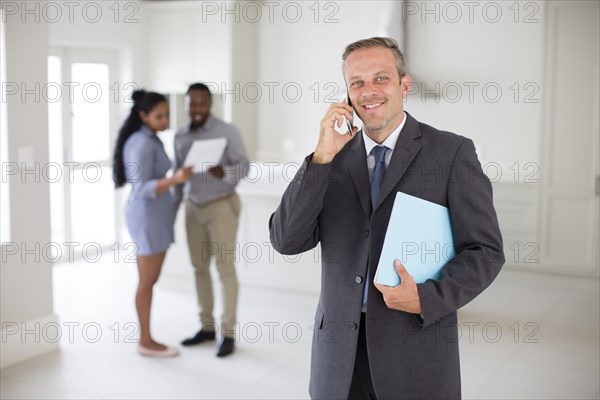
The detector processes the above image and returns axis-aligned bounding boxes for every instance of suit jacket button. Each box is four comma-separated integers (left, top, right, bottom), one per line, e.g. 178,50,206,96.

364,230,369,237
355,276,363,284
350,322,358,331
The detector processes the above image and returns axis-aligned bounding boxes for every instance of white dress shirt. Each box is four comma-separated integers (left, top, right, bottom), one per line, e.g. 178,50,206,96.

362,112,407,181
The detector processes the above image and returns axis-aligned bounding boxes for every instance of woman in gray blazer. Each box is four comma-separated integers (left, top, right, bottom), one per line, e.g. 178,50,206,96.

112,91,193,357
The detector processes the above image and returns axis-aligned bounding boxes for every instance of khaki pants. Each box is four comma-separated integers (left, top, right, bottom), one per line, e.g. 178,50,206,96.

185,193,240,338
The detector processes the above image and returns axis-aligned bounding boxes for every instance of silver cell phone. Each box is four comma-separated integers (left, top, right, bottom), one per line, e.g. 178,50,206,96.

334,94,355,136
346,94,354,136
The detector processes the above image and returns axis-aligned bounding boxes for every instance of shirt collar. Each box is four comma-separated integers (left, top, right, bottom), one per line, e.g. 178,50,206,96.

362,112,407,156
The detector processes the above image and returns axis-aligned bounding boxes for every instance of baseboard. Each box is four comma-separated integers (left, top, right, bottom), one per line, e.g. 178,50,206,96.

1,313,61,369
503,262,600,279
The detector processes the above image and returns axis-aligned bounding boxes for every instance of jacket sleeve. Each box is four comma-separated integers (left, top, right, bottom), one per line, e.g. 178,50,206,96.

416,138,505,328
269,155,334,255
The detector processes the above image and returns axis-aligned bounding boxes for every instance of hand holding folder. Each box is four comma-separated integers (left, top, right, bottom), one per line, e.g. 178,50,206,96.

374,192,456,286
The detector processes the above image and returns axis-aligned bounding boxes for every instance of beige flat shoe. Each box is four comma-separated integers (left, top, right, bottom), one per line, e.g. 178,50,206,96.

138,344,180,358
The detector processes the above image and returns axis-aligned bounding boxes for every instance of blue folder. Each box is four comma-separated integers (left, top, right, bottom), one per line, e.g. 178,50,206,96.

374,192,456,286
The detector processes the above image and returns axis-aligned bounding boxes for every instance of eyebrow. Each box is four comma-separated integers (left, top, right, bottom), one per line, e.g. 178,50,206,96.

348,70,388,81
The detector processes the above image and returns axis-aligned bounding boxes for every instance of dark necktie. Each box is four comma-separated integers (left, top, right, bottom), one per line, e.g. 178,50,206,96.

370,145,388,208
364,145,388,306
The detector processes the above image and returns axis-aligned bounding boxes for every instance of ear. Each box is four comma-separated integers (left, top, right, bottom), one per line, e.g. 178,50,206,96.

139,110,147,123
400,74,412,98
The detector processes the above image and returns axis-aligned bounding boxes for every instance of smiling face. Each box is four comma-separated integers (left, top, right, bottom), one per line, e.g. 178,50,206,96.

344,46,411,143
187,89,212,129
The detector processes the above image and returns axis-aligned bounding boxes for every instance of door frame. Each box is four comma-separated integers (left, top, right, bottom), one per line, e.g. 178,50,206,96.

48,46,122,256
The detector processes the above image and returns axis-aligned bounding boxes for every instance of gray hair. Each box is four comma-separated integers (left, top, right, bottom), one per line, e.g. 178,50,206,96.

342,37,407,80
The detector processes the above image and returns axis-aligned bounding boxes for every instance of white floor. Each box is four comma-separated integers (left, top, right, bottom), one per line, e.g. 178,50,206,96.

1,257,599,399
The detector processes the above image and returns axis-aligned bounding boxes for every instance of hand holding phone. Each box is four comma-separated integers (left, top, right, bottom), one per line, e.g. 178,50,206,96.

313,98,356,164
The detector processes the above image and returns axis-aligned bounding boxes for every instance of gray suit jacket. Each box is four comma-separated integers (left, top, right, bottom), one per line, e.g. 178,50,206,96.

269,112,504,399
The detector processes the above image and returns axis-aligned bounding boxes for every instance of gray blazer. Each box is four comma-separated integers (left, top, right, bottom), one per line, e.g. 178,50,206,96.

269,112,504,399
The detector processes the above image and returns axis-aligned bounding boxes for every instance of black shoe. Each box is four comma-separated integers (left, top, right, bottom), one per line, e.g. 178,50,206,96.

181,330,216,346
216,337,235,357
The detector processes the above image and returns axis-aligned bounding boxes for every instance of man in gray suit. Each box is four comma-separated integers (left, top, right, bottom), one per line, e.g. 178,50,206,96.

269,37,504,399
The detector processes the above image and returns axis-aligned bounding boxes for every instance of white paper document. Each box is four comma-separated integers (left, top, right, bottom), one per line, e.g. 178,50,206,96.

183,138,227,173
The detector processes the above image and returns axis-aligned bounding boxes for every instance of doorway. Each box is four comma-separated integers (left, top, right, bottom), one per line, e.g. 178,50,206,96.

47,48,121,259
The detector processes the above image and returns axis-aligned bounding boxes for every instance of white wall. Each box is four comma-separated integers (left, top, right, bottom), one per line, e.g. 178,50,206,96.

142,1,260,158
255,1,403,161
48,1,149,117
404,1,544,178
144,1,232,94
254,0,544,172
0,14,57,368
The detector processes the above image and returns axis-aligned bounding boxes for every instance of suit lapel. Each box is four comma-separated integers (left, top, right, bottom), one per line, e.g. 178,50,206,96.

346,133,372,218
373,113,422,212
